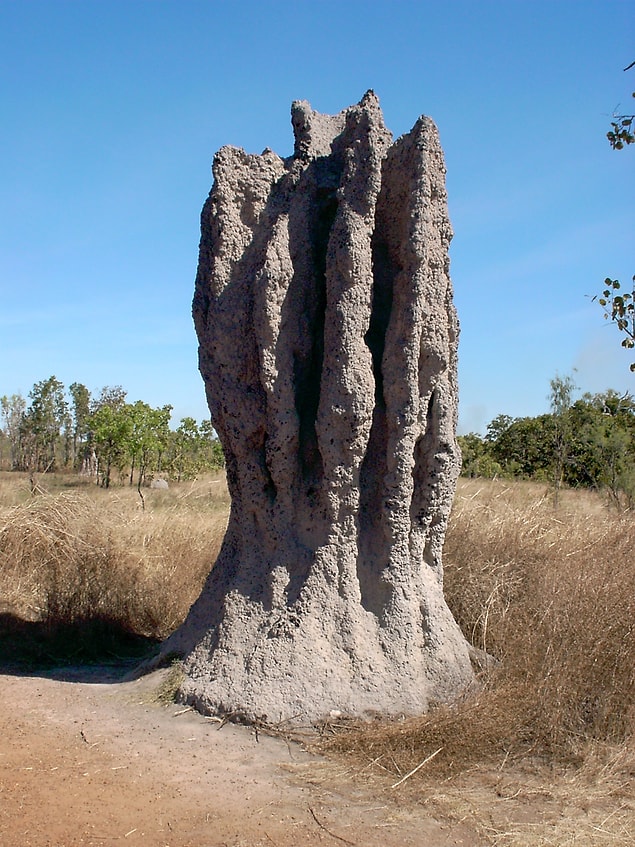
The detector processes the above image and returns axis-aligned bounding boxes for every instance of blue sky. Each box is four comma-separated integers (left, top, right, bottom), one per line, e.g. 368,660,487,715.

1,0,633,434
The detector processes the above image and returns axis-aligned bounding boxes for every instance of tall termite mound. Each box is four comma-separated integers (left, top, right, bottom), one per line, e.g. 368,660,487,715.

169,91,473,722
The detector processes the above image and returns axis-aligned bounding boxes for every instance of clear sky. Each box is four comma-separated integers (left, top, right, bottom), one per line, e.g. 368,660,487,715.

1,0,633,434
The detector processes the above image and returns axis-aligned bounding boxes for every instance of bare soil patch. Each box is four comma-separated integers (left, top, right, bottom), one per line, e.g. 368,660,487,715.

0,667,481,847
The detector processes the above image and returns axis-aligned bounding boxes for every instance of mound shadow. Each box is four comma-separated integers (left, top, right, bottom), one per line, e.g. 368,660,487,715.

0,612,161,682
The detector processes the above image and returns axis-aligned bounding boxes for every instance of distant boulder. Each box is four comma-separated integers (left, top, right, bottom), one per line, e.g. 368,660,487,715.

150,478,169,490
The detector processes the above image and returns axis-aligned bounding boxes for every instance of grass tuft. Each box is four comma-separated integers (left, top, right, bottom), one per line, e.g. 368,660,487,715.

153,660,186,705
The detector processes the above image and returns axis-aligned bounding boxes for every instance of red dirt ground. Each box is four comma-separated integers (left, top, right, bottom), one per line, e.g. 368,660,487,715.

0,669,482,847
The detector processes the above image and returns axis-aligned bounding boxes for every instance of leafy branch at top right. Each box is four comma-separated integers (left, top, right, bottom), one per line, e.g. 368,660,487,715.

606,60,635,149
593,62,634,372
596,277,635,372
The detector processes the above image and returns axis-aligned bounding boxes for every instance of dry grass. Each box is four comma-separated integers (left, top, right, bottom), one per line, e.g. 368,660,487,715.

0,471,228,662
323,478,635,844
444,479,634,758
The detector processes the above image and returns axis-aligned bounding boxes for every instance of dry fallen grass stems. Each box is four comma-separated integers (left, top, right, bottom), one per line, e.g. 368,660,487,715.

442,479,635,758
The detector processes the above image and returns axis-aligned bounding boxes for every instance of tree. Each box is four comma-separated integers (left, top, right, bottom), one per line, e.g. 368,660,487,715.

595,278,635,371
485,414,514,445
549,374,577,505
21,376,68,471
86,387,129,487
169,416,202,481
0,393,26,469
491,414,555,479
88,403,131,488
607,61,635,149
473,387,635,507
457,432,503,478
165,418,225,480
568,391,635,506
124,401,172,488
69,382,91,468
198,419,225,470
91,385,127,413
1,378,225,483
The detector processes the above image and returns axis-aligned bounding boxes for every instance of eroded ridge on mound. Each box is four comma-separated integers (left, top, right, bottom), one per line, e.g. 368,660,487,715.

169,91,473,723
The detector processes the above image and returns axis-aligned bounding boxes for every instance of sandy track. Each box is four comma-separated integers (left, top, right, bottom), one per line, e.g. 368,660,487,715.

0,669,480,847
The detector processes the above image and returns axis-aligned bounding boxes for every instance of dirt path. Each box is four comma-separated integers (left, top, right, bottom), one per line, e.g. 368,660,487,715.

0,668,481,847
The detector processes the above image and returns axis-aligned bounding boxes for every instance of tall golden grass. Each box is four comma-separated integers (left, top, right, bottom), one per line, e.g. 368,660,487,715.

444,480,634,757
0,472,227,660
326,481,634,764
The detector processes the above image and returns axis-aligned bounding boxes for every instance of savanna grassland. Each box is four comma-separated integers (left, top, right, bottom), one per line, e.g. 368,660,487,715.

1,471,633,845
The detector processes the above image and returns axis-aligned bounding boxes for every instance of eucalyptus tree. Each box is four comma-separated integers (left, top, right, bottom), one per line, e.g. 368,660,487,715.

170,416,201,481
88,388,130,488
21,376,68,471
549,374,577,505
124,401,173,487
568,391,635,506
0,393,26,469
69,382,91,468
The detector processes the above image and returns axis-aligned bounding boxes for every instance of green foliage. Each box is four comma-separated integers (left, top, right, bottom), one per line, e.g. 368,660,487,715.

123,400,173,488
170,416,201,481
68,382,91,468
607,93,635,149
165,417,224,480
20,376,68,471
549,374,577,505
0,377,224,483
607,109,634,149
457,433,504,478
595,277,635,371
485,414,514,445
569,391,635,504
461,387,635,507
492,415,556,479
0,393,26,469
88,402,132,488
